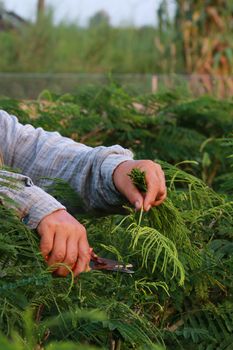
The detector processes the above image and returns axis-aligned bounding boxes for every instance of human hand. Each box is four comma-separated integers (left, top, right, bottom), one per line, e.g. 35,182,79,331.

113,160,167,211
37,209,90,277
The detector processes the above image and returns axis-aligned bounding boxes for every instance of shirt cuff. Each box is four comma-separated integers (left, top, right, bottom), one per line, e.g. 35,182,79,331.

0,170,66,229
100,153,133,207
16,185,66,229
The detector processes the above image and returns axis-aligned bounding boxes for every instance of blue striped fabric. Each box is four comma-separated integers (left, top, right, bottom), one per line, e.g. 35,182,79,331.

0,110,133,229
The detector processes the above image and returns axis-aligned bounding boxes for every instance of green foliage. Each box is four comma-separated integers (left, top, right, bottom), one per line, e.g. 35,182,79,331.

0,85,232,349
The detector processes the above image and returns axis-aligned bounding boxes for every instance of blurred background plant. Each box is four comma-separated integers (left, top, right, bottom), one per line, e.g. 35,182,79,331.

0,0,232,97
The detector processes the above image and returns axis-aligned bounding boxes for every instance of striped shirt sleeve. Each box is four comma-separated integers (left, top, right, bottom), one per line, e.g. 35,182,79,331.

0,110,133,228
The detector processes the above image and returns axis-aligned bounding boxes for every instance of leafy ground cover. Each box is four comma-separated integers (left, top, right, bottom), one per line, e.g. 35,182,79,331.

0,84,232,349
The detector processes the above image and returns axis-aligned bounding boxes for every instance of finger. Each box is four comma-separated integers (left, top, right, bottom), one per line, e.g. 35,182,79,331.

143,172,160,211
39,228,55,259
152,168,166,201
151,190,167,207
56,235,78,277
73,236,91,277
157,166,166,195
121,179,144,210
47,230,67,267
144,166,166,210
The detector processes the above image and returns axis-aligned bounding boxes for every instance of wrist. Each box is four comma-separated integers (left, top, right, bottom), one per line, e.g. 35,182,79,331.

37,208,67,228
112,160,135,191
99,154,133,207
21,186,66,229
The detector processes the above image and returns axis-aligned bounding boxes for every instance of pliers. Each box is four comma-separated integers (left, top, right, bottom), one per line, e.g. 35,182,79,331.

46,248,134,274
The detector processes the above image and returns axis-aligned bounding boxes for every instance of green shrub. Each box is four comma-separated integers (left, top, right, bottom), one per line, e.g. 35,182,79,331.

0,85,232,349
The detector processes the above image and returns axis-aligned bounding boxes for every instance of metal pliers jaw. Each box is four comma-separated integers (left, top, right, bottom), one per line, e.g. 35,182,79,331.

90,250,134,274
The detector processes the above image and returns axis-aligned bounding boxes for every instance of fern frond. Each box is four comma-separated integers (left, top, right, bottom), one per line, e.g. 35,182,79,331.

128,223,185,285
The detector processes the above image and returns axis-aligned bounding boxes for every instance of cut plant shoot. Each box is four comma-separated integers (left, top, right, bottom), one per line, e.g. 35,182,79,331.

128,168,148,193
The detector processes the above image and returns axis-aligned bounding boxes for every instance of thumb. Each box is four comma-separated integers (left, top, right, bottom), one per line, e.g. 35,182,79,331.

124,183,144,210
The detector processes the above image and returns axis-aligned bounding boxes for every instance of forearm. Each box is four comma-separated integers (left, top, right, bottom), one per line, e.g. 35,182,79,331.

26,143,133,211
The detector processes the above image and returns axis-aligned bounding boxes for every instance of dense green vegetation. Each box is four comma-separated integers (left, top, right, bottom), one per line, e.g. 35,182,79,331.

0,84,232,349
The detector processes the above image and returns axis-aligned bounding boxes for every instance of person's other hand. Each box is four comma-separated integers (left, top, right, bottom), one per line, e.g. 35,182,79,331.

113,160,167,211
37,209,90,277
